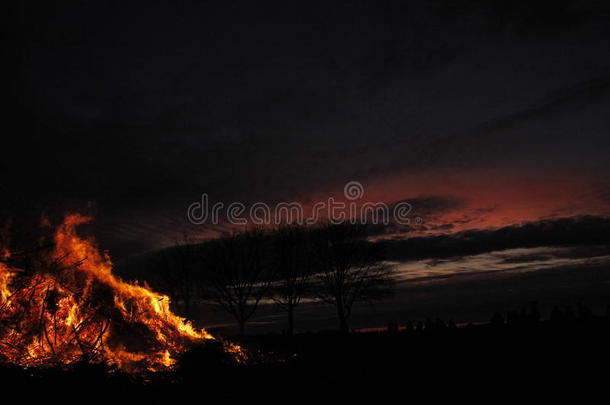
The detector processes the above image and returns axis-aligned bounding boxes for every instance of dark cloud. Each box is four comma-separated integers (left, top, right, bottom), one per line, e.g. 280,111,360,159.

379,215,610,261
497,244,610,264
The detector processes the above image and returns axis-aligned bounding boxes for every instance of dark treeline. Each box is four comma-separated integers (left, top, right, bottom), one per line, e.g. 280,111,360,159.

121,223,395,335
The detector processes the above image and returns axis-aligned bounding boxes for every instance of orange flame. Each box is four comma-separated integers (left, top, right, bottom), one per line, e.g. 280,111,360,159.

0,214,236,372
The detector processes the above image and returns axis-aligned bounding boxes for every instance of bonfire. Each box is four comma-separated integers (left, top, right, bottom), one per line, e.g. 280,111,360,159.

0,214,241,373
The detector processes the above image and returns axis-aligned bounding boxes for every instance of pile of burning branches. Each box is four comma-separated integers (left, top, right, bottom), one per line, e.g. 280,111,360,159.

0,214,243,373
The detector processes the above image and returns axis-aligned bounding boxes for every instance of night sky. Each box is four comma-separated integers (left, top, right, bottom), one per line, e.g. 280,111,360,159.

5,0,610,266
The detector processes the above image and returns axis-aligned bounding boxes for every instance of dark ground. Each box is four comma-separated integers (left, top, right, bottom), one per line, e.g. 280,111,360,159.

4,307,610,404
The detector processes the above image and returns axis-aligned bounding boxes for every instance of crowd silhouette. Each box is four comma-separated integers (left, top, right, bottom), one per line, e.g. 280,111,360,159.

387,301,607,336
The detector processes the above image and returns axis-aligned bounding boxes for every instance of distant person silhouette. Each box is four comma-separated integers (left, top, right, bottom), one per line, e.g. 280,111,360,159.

577,302,593,322
425,318,434,333
528,301,540,326
491,312,504,327
551,306,562,326
435,318,447,330
564,306,575,324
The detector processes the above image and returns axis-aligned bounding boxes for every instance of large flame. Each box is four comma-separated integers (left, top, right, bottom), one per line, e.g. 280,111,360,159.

0,214,234,372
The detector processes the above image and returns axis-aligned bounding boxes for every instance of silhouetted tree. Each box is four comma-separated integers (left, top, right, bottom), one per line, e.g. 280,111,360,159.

270,225,313,335
199,229,270,335
311,224,394,333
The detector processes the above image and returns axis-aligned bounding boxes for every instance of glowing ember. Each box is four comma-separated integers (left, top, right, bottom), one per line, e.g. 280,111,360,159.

0,214,238,372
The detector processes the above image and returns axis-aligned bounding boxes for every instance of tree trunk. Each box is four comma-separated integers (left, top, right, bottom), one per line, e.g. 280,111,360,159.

337,301,349,333
238,319,246,336
339,315,349,334
287,304,294,336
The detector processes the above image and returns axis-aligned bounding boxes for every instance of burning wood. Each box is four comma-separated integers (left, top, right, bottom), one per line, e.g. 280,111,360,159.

0,214,242,373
